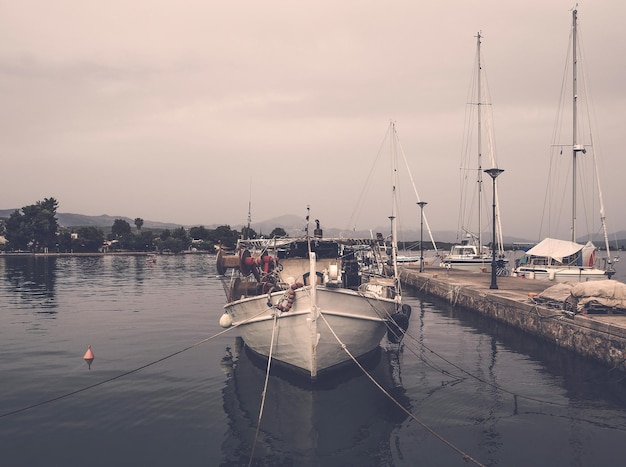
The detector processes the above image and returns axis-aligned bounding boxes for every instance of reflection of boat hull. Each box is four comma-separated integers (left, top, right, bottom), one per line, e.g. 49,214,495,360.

225,285,394,379
220,337,409,465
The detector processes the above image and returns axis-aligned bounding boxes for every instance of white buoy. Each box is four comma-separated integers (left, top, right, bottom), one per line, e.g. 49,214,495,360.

219,313,233,328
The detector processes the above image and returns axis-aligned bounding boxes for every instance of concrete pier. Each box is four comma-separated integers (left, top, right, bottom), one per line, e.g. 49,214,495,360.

400,266,626,374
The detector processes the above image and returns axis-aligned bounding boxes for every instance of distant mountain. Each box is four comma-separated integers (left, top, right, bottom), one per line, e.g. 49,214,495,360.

1,208,623,247
0,209,182,230
56,213,183,230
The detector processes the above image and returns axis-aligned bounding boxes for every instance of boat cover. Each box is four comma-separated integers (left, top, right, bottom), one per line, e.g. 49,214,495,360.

571,280,626,311
534,283,574,306
525,237,596,266
536,280,626,312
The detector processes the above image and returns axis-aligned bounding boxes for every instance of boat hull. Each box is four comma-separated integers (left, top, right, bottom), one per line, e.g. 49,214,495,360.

224,285,393,379
441,257,510,274
441,258,491,273
513,266,610,283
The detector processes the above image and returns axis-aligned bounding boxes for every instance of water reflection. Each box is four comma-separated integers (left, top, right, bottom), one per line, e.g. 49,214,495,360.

423,293,626,432
220,337,410,466
1,256,58,311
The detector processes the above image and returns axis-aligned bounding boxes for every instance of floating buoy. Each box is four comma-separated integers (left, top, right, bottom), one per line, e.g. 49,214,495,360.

219,313,233,328
83,345,94,369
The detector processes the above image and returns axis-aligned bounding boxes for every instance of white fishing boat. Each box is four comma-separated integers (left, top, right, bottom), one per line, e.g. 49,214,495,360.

442,32,508,274
513,8,616,283
217,218,411,381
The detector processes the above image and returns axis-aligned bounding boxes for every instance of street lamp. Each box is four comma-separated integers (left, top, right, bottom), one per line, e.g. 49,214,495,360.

417,201,427,272
484,168,504,289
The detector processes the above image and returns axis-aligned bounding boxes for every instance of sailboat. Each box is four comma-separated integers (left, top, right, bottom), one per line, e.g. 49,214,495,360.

513,8,616,282
216,161,412,381
441,32,508,274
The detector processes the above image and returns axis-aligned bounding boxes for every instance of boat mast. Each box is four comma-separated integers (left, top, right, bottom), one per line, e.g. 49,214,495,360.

571,8,579,243
390,122,401,299
476,32,483,250
246,179,252,239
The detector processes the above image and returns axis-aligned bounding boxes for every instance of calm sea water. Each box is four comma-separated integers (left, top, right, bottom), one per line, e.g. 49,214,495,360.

1,254,626,467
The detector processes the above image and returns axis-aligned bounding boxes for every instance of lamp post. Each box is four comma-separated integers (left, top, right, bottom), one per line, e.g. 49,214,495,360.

388,215,395,266
417,201,427,272
484,168,504,289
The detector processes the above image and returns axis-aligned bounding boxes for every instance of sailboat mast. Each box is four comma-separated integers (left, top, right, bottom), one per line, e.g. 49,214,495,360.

571,8,578,243
390,122,400,288
476,32,483,250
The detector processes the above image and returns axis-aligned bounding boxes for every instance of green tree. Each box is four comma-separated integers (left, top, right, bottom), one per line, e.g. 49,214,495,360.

270,227,287,238
188,226,213,251
208,225,239,249
111,219,132,238
57,230,72,252
134,217,144,233
73,227,105,253
4,197,59,252
109,219,133,249
189,226,210,240
132,230,155,252
241,226,257,240
5,210,29,250
171,227,191,250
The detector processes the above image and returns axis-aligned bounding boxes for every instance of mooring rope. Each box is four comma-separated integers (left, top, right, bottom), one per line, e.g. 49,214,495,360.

248,311,279,466
0,308,267,419
355,287,582,410
317,311,486,467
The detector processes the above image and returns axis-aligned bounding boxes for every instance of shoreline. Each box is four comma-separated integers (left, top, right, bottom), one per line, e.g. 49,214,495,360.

0,250,214,257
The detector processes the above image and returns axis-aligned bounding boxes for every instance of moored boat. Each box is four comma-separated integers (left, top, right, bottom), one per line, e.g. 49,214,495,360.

216,226,411,381
512,8,616,282
514,237,613,282
442,32,508,274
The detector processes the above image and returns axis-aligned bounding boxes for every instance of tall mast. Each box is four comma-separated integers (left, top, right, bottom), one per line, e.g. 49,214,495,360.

246,178,252,239
476,32,483,250
390,122,399,291
571,8,578,242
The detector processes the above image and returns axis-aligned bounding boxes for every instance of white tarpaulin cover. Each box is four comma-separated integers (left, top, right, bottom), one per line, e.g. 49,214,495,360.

536,280,626,312
535,283,575,304
525,237,596,266
571,280,626,311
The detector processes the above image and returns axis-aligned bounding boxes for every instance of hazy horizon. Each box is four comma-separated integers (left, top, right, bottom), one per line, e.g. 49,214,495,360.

2,1,625,241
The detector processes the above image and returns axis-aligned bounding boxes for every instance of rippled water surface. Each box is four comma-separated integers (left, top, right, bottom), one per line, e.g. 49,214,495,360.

1,254,626,466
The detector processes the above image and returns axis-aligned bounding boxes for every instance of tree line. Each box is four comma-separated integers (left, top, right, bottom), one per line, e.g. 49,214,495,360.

0,197,287,254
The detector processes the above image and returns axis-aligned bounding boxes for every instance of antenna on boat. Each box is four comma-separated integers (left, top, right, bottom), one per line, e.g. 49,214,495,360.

305,205,310,237
245,178,252,240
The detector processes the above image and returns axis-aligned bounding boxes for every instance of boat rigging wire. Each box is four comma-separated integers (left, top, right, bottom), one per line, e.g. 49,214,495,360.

358,288,576,409
0,307,266,419
248,311,279,467
317,310,486,467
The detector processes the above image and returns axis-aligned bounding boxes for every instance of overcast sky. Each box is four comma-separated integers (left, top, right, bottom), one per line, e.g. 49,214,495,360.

1,1,624,241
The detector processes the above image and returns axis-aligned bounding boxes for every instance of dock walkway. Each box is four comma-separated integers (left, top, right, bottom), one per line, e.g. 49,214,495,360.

400,266,626,373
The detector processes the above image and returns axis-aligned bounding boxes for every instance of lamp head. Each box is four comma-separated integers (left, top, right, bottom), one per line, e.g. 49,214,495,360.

484,168,504,179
